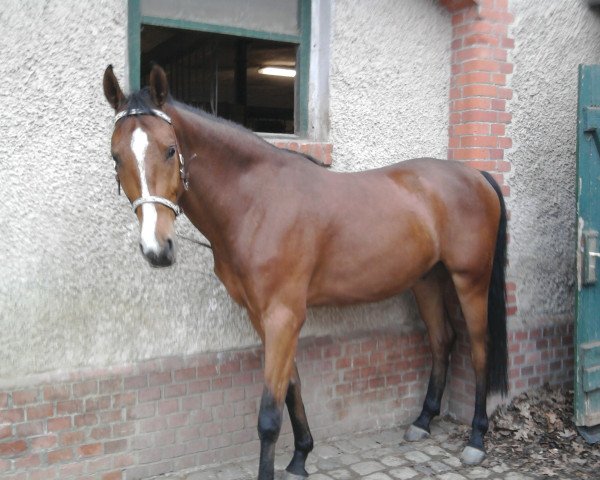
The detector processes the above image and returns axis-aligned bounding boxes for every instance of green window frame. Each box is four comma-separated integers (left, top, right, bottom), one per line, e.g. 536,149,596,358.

127,0,311,136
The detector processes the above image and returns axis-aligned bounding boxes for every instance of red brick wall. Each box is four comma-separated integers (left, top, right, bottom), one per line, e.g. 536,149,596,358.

0,329,431,480
0,322,574,479
448,321,574,422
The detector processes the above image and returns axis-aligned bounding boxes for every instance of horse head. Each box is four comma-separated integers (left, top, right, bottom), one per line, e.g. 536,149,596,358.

103,64,185,267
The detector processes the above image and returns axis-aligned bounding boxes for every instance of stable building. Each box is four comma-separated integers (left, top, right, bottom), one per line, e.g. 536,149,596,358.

0,0,594,478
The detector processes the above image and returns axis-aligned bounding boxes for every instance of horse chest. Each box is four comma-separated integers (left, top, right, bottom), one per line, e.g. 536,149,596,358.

213,260,247,307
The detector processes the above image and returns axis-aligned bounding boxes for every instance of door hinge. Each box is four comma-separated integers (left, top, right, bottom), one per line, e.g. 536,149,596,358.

584,106,600,153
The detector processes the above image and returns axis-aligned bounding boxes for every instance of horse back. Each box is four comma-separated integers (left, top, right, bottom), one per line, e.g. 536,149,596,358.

305,158,500,305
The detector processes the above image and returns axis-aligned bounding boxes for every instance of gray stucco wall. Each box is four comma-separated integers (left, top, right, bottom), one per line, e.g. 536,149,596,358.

0,0,451,379
508,0,600,328
330,0,451,169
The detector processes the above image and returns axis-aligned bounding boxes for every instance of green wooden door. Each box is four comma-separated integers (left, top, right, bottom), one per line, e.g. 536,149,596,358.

576,64,600,434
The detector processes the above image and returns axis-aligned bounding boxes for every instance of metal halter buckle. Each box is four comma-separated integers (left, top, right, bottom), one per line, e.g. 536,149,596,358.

179,153,189,190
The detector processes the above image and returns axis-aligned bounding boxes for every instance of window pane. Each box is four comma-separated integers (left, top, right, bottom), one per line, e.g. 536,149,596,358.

141,25,296,134
140,0,299,37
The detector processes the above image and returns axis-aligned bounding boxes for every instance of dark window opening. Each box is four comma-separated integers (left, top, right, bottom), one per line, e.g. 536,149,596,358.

141,25,297,134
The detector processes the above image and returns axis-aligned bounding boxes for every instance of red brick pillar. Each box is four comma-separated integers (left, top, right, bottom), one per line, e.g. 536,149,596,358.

441,0,515,421
444,0,514,193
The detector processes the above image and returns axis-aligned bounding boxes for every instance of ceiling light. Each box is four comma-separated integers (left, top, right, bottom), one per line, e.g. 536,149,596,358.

258,66,296,78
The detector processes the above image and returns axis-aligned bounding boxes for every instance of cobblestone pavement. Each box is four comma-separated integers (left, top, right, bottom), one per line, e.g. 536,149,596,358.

152,419,540,480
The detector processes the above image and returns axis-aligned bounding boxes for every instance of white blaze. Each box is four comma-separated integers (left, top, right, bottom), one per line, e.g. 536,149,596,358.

131,127,160,254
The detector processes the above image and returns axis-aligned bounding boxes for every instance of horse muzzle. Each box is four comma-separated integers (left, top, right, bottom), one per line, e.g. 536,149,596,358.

139,238,176,268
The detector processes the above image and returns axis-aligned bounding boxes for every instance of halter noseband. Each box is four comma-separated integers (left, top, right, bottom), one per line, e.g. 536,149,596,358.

114,108,189,217
131,196,182,217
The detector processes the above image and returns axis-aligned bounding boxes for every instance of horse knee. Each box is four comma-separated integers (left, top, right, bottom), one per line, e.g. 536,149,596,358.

258,409,282,442
258,393,282,443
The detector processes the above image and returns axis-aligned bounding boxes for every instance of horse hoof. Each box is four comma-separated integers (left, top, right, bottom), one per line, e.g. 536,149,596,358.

404,424,430,442
460,446,486,465
283,471,308,479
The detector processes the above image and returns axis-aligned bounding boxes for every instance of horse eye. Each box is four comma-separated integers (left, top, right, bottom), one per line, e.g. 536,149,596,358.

167,146,176,159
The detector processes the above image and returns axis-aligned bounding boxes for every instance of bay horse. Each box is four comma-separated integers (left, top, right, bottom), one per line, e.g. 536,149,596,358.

103,64,508,479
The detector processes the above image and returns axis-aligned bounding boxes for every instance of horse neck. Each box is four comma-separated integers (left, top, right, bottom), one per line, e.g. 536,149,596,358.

166,103,277,243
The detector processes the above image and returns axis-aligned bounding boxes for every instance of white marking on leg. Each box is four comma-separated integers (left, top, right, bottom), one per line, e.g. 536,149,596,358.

131,127,160,254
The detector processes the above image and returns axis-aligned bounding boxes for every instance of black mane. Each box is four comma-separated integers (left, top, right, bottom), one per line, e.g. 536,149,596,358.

124,87,155,114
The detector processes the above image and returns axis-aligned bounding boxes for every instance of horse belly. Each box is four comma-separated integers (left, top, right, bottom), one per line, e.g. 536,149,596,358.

307,223,437,306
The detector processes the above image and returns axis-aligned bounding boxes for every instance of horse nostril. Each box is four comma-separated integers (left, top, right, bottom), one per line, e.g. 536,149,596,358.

166,238,174,252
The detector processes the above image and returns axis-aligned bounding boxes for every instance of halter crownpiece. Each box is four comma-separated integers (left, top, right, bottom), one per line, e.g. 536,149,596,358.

113,108,189,217
114,108,173,125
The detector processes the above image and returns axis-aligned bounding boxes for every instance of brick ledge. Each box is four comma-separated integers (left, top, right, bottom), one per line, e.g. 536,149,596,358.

267,139,333,166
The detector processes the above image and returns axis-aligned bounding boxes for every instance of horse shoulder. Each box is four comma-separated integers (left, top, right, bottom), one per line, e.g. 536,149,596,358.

218,211,320,312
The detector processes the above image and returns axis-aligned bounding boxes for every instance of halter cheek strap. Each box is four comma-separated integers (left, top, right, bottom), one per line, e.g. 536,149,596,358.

114,108,189,217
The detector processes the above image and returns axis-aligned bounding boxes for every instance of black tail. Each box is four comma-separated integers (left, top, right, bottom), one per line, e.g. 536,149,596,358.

480,171,509,396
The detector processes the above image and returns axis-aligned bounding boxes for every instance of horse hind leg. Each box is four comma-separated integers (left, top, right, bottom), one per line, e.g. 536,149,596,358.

451,271,491,466
405,265,456,442
285,363,313,477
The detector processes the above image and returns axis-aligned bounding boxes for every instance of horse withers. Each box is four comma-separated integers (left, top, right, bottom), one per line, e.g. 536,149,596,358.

103,64,508,479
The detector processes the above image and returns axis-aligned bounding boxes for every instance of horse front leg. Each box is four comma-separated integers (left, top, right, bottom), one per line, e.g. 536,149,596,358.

257,304,304,480
257,387,283,479
285,363,313,477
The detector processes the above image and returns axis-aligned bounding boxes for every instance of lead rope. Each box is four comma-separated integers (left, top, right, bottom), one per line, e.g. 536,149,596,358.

175,150,211,250
176,233,212,250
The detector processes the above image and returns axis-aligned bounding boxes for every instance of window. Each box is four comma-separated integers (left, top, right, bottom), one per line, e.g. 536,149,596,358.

128,0,311,135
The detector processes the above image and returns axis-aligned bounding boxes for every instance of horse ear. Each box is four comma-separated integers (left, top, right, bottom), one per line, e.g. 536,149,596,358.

103,65,126,111
149,64,169,107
